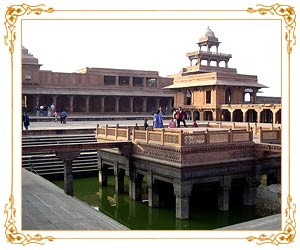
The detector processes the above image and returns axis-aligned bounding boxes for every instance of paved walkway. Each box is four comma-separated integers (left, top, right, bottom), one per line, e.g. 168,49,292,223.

22,169,129,230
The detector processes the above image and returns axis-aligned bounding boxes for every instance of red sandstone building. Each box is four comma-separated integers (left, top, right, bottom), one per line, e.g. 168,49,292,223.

22,46,174,115
165,27,281,123
22,27,281,123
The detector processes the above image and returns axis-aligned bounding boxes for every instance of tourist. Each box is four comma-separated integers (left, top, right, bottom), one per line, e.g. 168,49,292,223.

144,118,149,130
168,118,176,128
153,109,163,128
53,110,58,122
193,119,198,127
61,110,67,124
174,107,187,128
22,111,30,130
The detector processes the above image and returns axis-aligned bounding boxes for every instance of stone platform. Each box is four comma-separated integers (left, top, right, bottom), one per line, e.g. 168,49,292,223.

22,169,128,230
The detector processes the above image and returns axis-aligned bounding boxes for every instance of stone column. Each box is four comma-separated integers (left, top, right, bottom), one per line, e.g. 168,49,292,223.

242,109,247,123
69,96,74,113
52,95,57,105
98,157,108,186
35,95,40,107
56,150,80,196
230,109,234,122
143,77,147,87
142,98,147,113
243,175,261,206
147,173,159,207
101,96,105,113
114,163,125,193
129,97,134,113
129,174,143,201
218,176,232,211
115,96,120,113
173,182,193,219
129,77,133,87
155,98,160,110
272,110,276,124
85,96,90,113
257,110,261,123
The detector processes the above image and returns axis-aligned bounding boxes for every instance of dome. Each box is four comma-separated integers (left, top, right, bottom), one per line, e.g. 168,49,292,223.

201,26,216,38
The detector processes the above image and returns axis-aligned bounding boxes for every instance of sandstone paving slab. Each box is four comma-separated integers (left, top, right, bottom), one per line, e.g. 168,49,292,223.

22,169,129,230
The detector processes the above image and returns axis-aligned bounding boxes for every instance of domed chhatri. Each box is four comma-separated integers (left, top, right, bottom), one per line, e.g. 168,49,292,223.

201,26,216,39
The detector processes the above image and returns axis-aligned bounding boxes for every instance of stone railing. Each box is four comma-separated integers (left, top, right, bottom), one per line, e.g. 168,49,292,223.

258,127,281,144
96,124,130,141
132,128,253,146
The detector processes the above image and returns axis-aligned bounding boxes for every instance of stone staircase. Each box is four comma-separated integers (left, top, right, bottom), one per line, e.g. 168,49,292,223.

22,134,99,180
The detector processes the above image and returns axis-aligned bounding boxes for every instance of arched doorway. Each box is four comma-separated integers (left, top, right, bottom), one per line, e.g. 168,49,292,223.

233,110,243,122
204,111,213,121
221,110,231,121
246,109,257,122
260,109,273,123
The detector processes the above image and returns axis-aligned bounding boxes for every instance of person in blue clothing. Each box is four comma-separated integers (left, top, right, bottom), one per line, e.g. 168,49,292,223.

153,109,163,128
60,110,67,124
22,111,30,130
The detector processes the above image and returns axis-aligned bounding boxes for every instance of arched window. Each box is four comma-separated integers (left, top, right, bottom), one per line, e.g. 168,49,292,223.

244,88,253,103
185,89,192,105
225,88,231,104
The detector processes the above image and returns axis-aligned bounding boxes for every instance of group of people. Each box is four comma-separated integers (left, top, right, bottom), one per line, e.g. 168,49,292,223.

144,106,198,130
22,107,68,130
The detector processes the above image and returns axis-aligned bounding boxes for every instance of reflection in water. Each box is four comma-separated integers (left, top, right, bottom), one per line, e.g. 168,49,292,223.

52,176,259,230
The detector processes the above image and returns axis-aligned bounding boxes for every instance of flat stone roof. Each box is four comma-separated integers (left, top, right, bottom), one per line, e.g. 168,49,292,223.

22,169,129,230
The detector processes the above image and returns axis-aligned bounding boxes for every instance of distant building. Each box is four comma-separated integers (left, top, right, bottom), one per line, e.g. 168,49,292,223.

164,27,281,123
22,46,174,115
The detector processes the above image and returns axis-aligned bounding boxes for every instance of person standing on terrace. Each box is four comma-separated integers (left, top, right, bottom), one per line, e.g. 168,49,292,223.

174,107,187,128
153,109,163,128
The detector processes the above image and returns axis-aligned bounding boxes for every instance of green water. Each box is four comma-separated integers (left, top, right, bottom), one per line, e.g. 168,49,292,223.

52,176,259,230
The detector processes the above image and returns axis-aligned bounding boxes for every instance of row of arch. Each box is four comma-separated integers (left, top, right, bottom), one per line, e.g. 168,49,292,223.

187,108,281,123
24,94,173,114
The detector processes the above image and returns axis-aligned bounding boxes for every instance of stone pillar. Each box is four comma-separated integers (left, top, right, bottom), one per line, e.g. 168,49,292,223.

142,98,147,112
35,95,40,107
143,77,147,87
69,96,74,113
155,98,160,110
56,150,80,196
218,176,232,211
173,182,193,219
115,96,120,113
52,95,57,105
147,173,159,207
242,109,247,123
243,175,261,206
98,157,108,186
272,110,276,124
129,174,143,201
129,97,134,113
114,163,125,193
230,109,234,122
85,96,90,113
101,96,105,113
257,110,261,123
129,77,133,87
